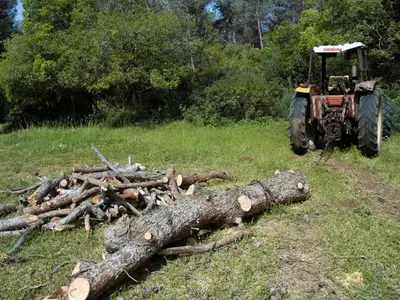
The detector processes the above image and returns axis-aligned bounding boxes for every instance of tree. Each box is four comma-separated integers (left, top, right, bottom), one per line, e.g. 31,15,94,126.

0,0,17,49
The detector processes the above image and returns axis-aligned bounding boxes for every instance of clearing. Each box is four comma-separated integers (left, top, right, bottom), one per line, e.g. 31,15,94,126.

0,121,399,299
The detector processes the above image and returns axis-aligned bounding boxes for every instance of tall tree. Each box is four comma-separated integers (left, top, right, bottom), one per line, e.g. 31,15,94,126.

0,0,17,51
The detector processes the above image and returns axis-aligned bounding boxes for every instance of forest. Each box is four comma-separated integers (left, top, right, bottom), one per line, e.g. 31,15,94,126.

0,0,399,129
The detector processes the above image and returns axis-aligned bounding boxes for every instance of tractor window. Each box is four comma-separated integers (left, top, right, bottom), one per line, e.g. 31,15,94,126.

326,53,353,77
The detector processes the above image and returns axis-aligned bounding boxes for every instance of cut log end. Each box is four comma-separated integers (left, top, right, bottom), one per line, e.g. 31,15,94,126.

237,195,252,212
59,179,69,188
234,217,242,225
84,214,91,232
297,182,304,190
176,175,183,187
144,231,152,241
68,277,90,300
186,184,195,195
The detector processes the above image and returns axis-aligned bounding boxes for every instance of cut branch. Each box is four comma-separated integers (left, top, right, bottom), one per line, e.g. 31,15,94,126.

72,173,165,190
23,187,99,215
159,230,248,255
8,220,43,255
0,229,26,237
43,202,92,230
28,173,67,205
0,209,71,231
91,145,130,184
5,182,42,195
72,171,162,182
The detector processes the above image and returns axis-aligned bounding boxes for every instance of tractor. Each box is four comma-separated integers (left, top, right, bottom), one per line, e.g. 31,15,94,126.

289,42,393,157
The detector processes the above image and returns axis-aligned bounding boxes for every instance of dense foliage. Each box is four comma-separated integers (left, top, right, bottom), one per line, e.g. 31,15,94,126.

0,0,399,127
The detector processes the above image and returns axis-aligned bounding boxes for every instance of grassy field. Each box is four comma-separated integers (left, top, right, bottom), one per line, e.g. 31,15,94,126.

0,120,399,300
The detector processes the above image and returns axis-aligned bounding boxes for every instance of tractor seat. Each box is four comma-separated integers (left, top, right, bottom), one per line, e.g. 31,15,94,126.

328,76,351,95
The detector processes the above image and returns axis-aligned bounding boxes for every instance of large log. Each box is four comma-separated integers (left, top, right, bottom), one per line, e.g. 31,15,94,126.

69,172,310,299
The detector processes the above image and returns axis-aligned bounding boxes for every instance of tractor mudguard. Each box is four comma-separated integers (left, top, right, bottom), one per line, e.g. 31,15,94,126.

295,87,310,93
355,81,376,92
295,84,320,96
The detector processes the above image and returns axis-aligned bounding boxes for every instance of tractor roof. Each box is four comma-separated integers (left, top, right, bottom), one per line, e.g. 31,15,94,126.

313,42,366,55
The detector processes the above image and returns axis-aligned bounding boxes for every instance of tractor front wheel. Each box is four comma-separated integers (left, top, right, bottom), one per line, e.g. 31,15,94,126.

358,90,383,157
289,95,316,155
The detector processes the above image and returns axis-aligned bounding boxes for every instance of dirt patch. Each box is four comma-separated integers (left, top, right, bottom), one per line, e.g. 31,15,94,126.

257,219,342,299
336,199,359,211
326,162,400,222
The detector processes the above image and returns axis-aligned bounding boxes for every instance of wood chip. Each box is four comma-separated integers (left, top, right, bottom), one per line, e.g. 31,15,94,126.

71,263,81,276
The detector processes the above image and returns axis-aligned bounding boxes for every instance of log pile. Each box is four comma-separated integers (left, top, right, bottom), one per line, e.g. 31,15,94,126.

0,145,235,253
1,145,311,300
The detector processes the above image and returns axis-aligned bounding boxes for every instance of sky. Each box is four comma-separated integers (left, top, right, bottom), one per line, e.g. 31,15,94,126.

15,0,23,22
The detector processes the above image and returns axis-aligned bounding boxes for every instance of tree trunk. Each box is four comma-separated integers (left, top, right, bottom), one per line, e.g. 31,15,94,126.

69,172,310,299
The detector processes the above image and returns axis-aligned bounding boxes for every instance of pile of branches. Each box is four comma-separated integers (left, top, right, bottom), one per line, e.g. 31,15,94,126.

0,145,233,255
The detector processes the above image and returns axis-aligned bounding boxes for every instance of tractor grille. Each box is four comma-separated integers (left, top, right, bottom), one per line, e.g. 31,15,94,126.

326,96,344,107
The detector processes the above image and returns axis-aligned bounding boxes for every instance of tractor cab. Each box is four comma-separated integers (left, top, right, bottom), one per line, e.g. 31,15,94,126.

311,42,369,95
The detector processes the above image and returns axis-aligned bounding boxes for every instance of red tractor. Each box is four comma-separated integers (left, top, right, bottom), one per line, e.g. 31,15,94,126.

289,42,393,157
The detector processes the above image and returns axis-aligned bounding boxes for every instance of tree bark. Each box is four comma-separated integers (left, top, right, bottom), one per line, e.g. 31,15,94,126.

70,172,310,299
5,182,42,195
176,171,234,187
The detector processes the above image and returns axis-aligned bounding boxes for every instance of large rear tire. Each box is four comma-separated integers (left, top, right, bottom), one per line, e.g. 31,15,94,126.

382,96,393,138
289,95,316,155
358,90,383,157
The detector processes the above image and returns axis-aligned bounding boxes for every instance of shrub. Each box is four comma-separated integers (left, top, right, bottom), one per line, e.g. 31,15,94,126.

383,84,400,133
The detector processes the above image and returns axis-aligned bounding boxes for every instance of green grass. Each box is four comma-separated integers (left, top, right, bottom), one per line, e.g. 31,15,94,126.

0,121,400,299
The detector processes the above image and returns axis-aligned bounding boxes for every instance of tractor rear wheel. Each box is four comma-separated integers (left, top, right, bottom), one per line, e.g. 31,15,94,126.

289,95,316,155
358,90,383,157
382,96,394,138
